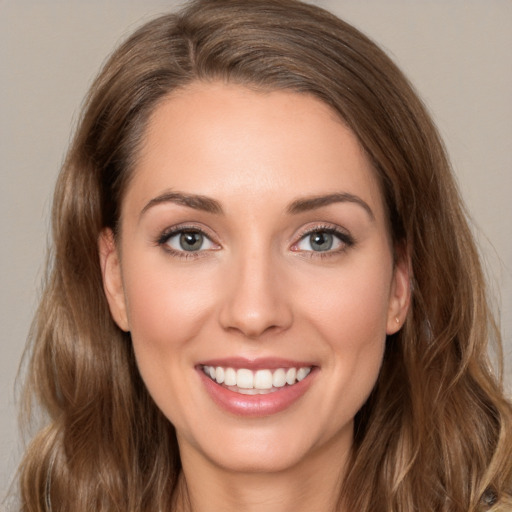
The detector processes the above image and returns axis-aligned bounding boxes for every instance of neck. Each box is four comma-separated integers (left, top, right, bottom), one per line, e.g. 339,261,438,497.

174,435,351,512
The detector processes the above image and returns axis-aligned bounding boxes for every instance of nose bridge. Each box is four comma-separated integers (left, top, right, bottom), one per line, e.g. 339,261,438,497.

219,239,292,338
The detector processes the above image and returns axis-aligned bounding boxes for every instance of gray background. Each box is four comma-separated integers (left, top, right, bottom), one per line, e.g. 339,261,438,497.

2,0,511,505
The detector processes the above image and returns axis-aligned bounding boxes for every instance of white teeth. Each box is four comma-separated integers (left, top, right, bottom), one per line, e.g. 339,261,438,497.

224,367,237,386
272,368,286,388
296,367,311,381
285,368,297,385
236,387,275,395
254,369,273,390
236,369,254,389
202,365,312,391
215,366,225,384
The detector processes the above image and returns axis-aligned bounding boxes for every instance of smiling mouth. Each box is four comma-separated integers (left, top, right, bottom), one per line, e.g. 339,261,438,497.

201,365,312,395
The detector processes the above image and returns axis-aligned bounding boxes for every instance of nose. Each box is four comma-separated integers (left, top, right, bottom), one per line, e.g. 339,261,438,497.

218,250,293,339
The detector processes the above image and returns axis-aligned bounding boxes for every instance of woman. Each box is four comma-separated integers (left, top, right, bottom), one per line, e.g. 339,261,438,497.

18,0,512,510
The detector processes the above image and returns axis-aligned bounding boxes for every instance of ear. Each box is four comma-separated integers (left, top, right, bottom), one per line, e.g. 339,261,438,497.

98,228,130,332
386,250,411,335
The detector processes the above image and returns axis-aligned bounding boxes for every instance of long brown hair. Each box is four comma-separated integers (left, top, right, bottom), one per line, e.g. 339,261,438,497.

18,1,512,510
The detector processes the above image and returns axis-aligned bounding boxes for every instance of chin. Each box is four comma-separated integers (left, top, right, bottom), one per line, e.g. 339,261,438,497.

178,415,354,476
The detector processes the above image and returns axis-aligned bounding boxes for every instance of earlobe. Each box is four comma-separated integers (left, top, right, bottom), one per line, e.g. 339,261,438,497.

98,228,130,332
386,254,411,335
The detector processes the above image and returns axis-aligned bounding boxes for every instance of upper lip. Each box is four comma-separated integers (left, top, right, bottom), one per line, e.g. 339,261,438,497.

197,357,316,371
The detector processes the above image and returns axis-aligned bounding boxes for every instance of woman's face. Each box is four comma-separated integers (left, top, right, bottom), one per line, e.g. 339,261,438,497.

100,82,409,475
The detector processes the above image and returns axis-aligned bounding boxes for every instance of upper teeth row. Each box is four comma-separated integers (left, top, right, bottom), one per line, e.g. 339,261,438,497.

202,366,312,390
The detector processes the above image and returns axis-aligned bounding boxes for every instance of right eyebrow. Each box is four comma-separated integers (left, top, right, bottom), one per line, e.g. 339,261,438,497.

139,191,223,220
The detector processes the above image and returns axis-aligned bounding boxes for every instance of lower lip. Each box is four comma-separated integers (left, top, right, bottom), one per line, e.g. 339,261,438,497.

198,368,316,417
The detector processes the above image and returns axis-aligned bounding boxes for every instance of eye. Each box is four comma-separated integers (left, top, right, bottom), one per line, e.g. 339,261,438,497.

294,228,353,253
162,229,216,253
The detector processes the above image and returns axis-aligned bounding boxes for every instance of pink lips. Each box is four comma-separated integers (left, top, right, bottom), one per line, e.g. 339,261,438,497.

197,357,316,417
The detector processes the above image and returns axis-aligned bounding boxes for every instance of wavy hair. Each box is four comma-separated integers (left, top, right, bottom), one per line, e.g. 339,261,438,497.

18,0,512,510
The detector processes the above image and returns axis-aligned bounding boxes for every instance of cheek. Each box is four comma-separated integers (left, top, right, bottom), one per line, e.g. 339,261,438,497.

299,256,392,344
122,255,219,362
294,254,392,409
121,255,223,426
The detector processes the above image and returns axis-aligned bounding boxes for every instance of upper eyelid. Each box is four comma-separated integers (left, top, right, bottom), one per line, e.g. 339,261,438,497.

155,229,219,258
158,223,218,242
167,230,216,250
294,222,352,240
156,222,353,248
291,224,355,249
156,226,220,258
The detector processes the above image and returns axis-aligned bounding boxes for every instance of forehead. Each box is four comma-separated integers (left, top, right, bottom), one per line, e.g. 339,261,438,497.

124,82,385,221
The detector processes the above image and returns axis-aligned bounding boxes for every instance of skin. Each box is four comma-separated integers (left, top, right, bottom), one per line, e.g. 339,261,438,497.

99,82,410,512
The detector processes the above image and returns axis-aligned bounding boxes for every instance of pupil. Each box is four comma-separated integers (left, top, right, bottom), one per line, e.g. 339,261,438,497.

180,231,203,251
310,232,333,251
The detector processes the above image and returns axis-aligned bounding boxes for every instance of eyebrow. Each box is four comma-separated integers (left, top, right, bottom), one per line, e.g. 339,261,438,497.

139,190,374,220
140,191,223,218
287,193,375,220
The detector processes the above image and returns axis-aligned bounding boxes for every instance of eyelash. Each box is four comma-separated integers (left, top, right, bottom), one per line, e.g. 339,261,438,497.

292,224,355,258
155,223,355,260
156,224,218,260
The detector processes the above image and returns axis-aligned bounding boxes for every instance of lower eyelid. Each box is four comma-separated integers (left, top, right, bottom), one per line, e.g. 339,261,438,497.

168,234,200,251
292,228,354,252
168,231,217,250
156,225,353,257
153,226,218,259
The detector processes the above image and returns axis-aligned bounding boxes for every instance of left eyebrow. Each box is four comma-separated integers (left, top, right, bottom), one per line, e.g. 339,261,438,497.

286,193,375,220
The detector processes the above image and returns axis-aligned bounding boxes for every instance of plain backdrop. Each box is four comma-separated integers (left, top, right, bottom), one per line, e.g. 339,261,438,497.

1,0,511,506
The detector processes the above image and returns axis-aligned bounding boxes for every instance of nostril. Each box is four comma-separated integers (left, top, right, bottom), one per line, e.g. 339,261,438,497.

223,320,283,339
220,304,293,339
